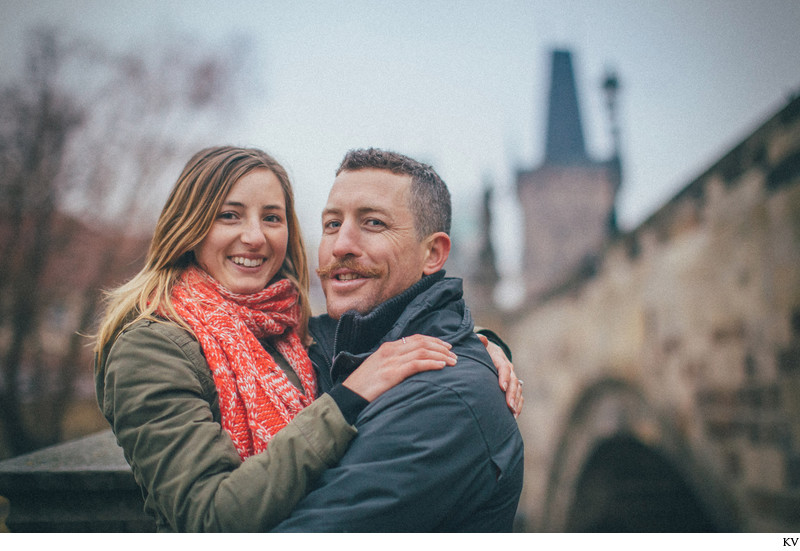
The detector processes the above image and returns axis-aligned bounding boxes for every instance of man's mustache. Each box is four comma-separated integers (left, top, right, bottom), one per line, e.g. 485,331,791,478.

316,258,383,280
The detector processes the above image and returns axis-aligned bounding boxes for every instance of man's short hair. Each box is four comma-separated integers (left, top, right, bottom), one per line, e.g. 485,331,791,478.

336,148,451,240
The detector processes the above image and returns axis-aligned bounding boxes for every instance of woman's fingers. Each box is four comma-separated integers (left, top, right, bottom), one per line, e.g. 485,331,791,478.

342,335,456,402
509,374,523,418
506,370,523,417
480,337,524,418
398,334,453,353
389,335,456,366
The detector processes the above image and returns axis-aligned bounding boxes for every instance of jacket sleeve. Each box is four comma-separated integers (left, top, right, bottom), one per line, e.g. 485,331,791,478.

271,378,499,532
100,321,357,532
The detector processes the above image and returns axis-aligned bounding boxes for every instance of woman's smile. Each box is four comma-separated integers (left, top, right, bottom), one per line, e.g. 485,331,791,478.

230,255,265,268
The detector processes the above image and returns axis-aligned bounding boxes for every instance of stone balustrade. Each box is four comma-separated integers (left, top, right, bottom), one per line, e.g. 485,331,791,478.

0,430,154,532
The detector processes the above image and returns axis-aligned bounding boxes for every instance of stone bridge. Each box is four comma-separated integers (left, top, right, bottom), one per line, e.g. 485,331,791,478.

502,95,800,532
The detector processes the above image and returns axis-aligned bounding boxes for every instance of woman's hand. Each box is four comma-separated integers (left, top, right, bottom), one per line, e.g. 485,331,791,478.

478,335,524,418
342,335,457,402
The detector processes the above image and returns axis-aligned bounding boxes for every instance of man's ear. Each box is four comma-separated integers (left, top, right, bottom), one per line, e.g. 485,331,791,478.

422,232,451,275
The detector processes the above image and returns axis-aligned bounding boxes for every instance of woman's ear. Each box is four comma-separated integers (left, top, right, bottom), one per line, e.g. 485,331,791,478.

422,232,451,275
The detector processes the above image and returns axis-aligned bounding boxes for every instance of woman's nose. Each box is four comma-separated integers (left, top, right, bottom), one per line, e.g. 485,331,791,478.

240,218,266,247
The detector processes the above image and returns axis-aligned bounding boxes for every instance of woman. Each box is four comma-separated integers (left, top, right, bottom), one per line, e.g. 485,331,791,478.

94,146,519,532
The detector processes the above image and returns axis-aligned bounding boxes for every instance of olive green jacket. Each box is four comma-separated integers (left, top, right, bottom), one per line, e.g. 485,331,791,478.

95,319,356,532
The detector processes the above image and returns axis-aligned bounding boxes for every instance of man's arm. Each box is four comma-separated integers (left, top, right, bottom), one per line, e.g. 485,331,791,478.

272,376,510,532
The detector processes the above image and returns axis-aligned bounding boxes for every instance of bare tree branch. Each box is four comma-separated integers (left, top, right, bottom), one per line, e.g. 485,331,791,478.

0,27,252,457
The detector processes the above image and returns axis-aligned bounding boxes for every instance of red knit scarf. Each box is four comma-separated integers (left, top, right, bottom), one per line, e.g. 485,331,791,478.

168,266,316,460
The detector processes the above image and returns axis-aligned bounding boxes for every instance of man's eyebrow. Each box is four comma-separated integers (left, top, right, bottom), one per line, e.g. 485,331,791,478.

358,205,393,217
322,205,393,217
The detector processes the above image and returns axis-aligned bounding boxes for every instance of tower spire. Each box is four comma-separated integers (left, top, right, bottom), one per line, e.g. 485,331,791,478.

544,50,588,164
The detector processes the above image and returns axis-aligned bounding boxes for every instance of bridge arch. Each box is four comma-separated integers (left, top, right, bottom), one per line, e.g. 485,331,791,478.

540,377,740,532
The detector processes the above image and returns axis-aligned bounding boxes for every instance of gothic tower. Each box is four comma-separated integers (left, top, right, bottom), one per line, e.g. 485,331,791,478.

516,49,621,299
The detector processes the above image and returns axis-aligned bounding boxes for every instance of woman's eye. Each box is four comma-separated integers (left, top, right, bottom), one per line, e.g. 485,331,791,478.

264,214,282,223
218,211,238,220
323,220,341,231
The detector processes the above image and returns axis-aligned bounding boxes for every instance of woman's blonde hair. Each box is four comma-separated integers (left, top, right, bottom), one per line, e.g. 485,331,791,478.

94,146,311,363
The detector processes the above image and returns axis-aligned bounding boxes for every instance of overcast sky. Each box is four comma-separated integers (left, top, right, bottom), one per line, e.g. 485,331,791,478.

3,0,800,282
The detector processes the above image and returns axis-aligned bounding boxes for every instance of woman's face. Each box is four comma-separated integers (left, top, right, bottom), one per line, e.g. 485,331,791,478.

194,168,289,294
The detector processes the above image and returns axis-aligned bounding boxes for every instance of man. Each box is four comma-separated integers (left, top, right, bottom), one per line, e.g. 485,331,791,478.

273,148,524,532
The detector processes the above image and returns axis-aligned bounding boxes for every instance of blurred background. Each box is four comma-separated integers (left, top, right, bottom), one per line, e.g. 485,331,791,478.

1,0,800,532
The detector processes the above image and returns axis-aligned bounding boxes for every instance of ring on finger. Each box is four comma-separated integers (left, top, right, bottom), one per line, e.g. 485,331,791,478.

402,337,407,344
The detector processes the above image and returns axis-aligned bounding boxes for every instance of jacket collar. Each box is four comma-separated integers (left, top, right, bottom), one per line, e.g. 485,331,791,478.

333,271,446,358
327,271,449,383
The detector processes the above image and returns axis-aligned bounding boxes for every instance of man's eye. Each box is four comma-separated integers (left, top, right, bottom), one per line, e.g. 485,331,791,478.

365,219,385,227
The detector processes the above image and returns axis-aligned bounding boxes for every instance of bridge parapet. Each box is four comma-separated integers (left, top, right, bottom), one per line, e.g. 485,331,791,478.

0,429,154,532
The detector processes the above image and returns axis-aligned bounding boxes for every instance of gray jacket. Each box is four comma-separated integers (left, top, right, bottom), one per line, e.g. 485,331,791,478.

274,272,524,532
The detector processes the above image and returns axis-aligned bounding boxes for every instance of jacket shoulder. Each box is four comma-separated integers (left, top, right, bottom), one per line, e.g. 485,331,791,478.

98,319,214,419
121,318,196,349
114,319,206,370
376,336,520,454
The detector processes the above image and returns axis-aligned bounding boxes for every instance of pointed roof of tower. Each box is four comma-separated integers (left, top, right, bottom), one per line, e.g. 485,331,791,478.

544,49,588,164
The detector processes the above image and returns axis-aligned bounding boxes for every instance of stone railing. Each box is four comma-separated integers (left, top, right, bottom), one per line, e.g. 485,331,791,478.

0,430,155,532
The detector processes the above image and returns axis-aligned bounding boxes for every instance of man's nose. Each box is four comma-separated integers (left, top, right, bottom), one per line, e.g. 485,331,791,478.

331,220,361,257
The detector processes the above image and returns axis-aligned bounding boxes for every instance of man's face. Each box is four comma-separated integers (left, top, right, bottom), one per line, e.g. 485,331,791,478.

317,169,429,319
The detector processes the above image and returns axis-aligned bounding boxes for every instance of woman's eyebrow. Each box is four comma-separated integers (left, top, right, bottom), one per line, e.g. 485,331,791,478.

222,200,284,210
